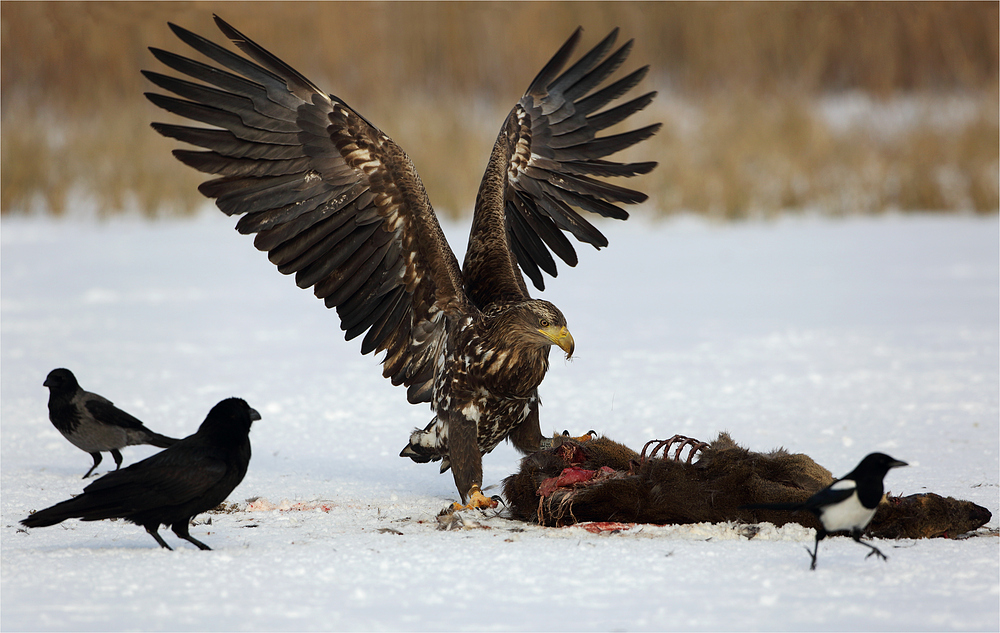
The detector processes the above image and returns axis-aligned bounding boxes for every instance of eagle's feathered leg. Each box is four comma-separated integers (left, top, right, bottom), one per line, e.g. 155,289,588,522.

447,410,495,508
507,404,544,454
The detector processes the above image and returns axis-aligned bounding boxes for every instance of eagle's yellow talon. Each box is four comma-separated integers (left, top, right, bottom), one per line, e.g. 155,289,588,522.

452,485,498,512
561,429,597,442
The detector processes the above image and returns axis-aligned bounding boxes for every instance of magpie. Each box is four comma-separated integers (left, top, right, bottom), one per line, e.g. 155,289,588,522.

43,368,180,478
742,452,908,570
21,397,259,550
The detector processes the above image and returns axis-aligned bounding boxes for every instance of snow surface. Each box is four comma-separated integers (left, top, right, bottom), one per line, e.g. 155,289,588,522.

2,210,998,631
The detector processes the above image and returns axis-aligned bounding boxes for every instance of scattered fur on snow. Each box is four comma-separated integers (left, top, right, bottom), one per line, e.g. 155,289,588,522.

502,433,991,539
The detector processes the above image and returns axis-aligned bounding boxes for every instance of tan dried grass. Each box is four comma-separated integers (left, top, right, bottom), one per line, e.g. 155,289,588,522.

2,2,997,218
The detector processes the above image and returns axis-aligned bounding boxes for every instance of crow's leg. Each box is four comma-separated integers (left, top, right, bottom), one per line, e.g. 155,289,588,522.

145,525,173,550
83,452,102,479
172,520,212,551
110,449,123,471
853,531,888,562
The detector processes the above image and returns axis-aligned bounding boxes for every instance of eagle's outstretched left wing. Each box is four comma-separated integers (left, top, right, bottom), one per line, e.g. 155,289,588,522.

463,27,661,306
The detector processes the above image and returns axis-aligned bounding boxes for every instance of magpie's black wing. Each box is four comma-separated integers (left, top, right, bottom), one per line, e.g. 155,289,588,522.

800,482,856,511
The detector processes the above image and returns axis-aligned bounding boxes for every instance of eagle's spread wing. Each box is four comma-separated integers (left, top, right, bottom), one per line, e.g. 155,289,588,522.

462,28,661,306
144,16,468,404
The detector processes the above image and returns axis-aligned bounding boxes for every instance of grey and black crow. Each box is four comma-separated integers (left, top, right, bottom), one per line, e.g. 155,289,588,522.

21,397,259,551
43,368,180,478
743,452,908,569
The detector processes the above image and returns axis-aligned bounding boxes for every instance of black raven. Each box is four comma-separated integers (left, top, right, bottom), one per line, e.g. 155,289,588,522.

21,397,259,551
43,368,180,478
743,452,908,569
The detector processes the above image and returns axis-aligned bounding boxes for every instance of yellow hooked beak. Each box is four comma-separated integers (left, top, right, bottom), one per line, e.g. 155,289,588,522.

540,325,575,358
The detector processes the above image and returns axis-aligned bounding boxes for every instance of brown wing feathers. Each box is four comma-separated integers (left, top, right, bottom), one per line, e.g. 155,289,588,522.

147,17,658,401
501,29,661,291
145,16,464,403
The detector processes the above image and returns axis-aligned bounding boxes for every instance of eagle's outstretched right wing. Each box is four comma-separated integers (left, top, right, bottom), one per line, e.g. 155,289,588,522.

145,16,469,404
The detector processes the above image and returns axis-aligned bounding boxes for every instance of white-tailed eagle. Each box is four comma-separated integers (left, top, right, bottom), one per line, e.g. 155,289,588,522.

144,16,659,509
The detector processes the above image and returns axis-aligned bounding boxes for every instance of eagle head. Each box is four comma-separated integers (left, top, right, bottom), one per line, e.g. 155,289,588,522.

517,300,575,359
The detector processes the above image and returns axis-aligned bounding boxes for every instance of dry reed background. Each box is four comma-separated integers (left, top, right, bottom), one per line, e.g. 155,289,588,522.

2,1,997,219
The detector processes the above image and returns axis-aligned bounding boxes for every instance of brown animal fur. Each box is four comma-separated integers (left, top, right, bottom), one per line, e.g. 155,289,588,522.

866,492,993,539
502,433,991,539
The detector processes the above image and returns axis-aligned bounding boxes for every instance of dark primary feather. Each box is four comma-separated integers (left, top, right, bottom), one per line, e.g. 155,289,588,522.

145,17,657,504
148,17,470,407
22,398,259,551
43,368,180,478
463,28,661,300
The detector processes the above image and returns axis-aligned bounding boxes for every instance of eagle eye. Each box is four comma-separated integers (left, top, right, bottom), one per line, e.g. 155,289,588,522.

539,318,550,328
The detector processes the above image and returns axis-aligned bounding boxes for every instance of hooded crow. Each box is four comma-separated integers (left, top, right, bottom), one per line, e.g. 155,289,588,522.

21,397,259,551
743,452,908,569
43,368,180,478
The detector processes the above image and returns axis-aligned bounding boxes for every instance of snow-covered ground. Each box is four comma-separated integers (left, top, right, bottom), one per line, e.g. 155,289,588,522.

2,210,997,631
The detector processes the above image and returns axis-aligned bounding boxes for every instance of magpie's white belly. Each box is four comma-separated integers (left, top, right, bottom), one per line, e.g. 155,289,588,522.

820,482,876,533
